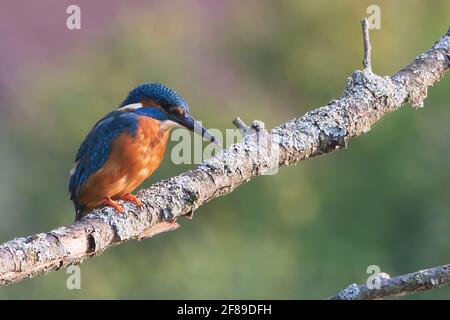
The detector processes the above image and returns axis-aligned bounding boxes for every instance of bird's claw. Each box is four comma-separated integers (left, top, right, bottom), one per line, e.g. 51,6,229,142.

103,197,125,214
120,193,143,207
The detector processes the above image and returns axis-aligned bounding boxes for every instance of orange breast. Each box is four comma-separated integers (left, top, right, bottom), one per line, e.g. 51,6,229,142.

77,116,170,209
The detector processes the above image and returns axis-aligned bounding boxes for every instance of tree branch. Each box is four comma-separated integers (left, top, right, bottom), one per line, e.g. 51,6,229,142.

328,263,450,300
361,18,372,72
0,22,449,293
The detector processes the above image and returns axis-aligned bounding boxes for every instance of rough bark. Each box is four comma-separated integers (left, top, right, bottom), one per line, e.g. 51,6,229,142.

328,264,450,300
0,21,449,295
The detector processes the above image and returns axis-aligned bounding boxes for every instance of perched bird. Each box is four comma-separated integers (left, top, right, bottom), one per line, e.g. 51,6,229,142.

69,83,217,220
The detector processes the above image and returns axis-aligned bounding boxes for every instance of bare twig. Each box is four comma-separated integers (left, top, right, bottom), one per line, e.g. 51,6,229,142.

0,23,448,291
328,263,450,300
232,117,250,135
361,18,372,71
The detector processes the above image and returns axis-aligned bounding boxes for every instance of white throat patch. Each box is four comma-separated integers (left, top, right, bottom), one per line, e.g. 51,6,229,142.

117,103,143,112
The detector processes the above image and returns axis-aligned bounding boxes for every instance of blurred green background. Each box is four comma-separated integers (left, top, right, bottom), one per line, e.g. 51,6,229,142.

0,0,449,299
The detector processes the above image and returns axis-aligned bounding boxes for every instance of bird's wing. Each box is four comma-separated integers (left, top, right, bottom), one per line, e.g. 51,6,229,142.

68,111,138,200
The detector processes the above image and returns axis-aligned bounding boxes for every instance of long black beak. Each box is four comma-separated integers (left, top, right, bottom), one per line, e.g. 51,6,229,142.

170,113,219,144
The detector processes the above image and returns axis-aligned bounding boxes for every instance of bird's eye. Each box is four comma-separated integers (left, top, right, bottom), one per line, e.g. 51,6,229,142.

170,106,185,116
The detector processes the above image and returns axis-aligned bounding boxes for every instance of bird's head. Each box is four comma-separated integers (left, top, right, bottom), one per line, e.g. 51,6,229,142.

119,83,218,144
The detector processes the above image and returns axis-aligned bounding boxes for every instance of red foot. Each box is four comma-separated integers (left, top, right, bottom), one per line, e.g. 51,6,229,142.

103,197,125,214
120,193,143,207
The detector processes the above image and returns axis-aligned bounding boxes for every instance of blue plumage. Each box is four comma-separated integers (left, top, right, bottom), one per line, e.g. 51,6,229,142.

135,106,169,120
120,83,189,110
69,111,138,202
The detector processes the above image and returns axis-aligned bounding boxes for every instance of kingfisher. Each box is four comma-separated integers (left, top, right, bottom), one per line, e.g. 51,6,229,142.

68,83,217,220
